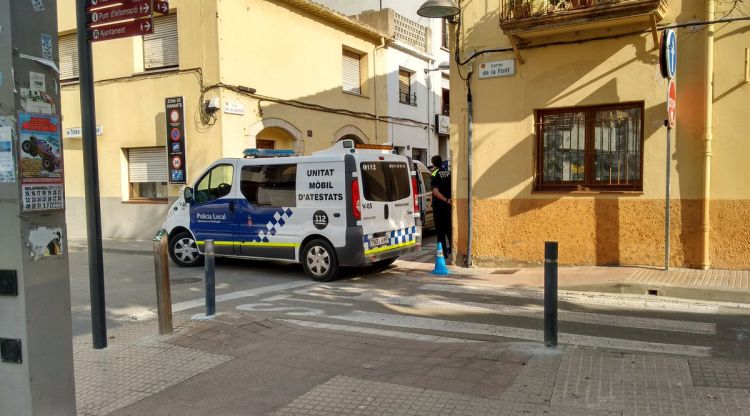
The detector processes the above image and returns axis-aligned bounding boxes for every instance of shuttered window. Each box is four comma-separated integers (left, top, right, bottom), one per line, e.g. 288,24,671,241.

144,14,178,70
128,147,168,200
342,49,361,95
441,18,450,49
398,69,413,105
59,34,79,81
441,74,450,90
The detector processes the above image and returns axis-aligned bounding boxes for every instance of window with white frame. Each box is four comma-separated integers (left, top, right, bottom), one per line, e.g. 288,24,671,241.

143,14,179,70
127,147,168,200
342,49,362,95
59,34,79,81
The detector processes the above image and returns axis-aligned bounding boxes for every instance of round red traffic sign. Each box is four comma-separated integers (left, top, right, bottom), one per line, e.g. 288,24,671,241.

667,79,676,128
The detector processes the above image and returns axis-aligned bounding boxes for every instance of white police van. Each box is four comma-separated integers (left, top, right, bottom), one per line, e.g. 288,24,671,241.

162,139,421,281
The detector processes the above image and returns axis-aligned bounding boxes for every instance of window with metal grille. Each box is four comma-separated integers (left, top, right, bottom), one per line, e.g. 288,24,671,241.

399,69,416,106
144,14,178,70
342,49,362,95
59,34,79,81
127,147,168,200
536,103,643,191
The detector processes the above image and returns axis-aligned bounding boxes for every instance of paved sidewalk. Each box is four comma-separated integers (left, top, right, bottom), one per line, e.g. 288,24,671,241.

74,312,750,416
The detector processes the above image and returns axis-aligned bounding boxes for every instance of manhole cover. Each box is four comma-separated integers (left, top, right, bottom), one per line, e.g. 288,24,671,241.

170,277,202,284
492,269,520,275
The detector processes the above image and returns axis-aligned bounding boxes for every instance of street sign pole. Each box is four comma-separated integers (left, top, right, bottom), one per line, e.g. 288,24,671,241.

661,29,677,272
77,0,107,349
665,124,671,271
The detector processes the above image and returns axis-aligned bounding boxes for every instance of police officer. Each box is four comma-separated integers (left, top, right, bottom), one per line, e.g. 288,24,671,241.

430,155,452,258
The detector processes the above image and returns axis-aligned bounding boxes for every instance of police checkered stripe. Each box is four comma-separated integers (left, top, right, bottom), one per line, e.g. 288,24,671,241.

390,226,417,245
254,208,293,242
362,226,417,249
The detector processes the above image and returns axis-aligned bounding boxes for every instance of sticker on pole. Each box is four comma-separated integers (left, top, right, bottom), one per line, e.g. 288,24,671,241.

667,79,677,128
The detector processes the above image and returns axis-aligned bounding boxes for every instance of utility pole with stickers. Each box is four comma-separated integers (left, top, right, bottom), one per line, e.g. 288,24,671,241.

0,1,77,415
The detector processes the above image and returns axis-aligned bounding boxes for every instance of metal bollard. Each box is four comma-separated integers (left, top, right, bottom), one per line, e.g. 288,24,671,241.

204,239,216,317
153,230,173,334
544,241,558,347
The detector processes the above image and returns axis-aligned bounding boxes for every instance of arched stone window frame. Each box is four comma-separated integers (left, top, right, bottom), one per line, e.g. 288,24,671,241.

246,118,304,154
333,125,370,144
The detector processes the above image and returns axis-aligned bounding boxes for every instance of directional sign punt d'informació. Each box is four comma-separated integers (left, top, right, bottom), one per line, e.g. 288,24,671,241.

88,1,152,26
88,18,153,42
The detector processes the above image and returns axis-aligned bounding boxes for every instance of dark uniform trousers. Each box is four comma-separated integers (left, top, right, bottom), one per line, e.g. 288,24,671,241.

434,203,452,255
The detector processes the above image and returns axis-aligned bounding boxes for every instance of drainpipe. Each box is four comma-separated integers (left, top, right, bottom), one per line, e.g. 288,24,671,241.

466,79,473,267
426,68,432,158
374,36,386,143
701,0,715,270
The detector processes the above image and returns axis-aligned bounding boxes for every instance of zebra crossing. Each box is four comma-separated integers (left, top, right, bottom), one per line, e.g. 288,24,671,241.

220,276,740,358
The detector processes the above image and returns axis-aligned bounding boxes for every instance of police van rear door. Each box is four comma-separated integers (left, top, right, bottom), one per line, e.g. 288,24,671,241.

357,155,416,255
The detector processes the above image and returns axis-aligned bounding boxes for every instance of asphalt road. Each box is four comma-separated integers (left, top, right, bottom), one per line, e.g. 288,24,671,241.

68,234,750,360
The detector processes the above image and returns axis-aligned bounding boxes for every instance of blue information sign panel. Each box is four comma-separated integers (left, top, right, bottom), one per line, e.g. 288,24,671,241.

165,97,187,184
660,29,677,79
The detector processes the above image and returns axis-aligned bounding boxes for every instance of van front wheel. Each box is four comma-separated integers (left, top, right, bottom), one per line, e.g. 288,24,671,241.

302,239,339,282
169,231,203,267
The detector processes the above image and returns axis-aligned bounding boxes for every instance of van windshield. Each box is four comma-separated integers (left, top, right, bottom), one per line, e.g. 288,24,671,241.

360,161,410,202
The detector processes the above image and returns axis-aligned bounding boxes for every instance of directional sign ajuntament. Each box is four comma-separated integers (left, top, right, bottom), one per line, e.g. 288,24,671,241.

88,1,151,26
87,0,140,9
88,18,153,42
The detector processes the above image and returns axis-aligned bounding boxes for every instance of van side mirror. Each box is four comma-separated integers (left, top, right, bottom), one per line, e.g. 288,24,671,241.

183,187,194,203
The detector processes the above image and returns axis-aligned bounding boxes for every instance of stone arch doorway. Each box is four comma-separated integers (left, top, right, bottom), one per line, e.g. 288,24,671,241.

247,118,303,154
333,125,369,144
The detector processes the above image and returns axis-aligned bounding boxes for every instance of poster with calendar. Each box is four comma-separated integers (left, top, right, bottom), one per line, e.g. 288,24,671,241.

21,184,64,211
18,112,64,212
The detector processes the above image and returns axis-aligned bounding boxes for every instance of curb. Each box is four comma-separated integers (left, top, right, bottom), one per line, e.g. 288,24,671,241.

564,281,750,306
68,244,152,256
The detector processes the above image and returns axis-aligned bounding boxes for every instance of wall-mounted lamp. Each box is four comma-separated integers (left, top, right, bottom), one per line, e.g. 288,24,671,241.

417,0,460,18
424,62,450,74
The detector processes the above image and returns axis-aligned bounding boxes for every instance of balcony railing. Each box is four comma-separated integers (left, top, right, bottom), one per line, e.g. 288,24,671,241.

499,0,667,48
399,91,418,106
501,0,664,21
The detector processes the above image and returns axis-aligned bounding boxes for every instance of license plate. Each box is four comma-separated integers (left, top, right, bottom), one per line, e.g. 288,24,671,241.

369,236,389,248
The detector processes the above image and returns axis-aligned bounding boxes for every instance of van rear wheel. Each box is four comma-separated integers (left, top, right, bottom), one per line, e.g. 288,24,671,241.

302,239,339,282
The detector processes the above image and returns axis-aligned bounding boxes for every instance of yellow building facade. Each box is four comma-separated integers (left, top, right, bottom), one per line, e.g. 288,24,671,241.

58,0,392,239
448,0,749,269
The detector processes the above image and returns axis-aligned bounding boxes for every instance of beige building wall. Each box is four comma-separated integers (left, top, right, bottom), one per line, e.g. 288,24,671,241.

214,0,388,158
450,0,750,269
57,0,388,239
